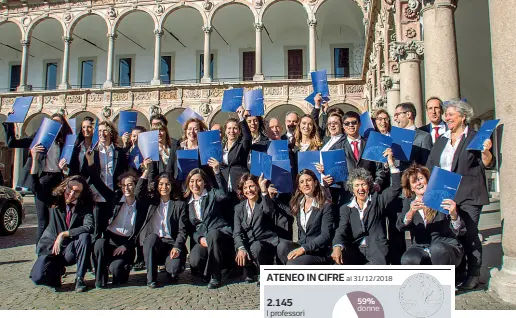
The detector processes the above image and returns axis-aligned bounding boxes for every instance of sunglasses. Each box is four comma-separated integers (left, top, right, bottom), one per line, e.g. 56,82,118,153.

343,120,359,127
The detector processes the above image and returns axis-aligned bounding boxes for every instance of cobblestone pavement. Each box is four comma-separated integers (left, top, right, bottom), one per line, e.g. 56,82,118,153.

0,197,514,310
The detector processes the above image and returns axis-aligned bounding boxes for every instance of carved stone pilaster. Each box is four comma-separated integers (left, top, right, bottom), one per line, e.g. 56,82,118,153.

389,41,424,61
381,76,400,91
405,0,421,20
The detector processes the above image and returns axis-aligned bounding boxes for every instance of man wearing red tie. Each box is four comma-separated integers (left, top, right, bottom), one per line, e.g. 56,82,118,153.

420,97,448,145
29,144,95,292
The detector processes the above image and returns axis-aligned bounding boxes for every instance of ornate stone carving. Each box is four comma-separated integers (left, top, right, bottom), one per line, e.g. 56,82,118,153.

149,104,162,116
66,94,83,104
88,93,104,103
329,85,339,96
21,16,31,27
374,95,387,109
203,1,213,11
2,98,15,106
346,85,364,94
160,90,177,100
264,86,282,96
405,28,417,39
63,36,73,44
254,23,264,31
390,41,424,61
20,39,30,47
209,88,224,98
183,89,202,99
405,0,421,20
154,4,164,16
107,7,117,20
202,26,212,34
154,29,164,37
134,91,157,101
200,103,212,116
381,76,393,91
112,92,128,102
384,0,395,5
254,0,264,9
102,105,112,118
63,12,73,24
391,63,400,74
44,95,64,105
307,19,317,28
289,85,309,96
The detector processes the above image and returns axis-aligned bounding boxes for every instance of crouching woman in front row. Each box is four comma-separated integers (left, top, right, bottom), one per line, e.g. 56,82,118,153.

277,169,334,265
397,163,465,266
234,173,279,284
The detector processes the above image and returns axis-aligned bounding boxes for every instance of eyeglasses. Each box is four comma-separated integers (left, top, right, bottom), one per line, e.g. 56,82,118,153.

393,111,408,118
343,120,359,127
375,117,389,122
327,121,341,126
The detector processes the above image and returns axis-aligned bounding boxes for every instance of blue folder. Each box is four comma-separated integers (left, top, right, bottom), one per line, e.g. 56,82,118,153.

362,131,392,163
29,118,62,154
311,69,330,98
67,118,77,135
250,150,272,180
305,91,330,107
272,159,293,193
390,126,416,162
359,112,375,138
198,130,223,165
118,111,138,136
177,149,200,181
90,120,99,151
297,150,321,181
129,146,143,170
59,134,77,164
267,140,289,161
423,167,462,214
321,149,348,183
244,89,264,116
466,119,500,150
6,96,33,123
177,107,204,127
137,130,160,161
222,88,244,112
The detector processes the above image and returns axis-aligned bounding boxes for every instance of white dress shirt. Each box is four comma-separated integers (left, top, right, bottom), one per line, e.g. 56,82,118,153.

107,197,137,237
159,145,170,165
151,199,172,238
439,126,469,171
321,134,343,152
78,141,88,170
43,142,60,173
299,197,319,232
406,125,417,131
430,121,447,144
347,135,362,154
188,189,208,220
99,142,115,190
347,195,372,246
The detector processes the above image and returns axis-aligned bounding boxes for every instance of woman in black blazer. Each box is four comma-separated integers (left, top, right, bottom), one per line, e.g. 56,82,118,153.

331,149,400,265
277,169,333,265
397,164,465,267
147,122,177,184
425,99,494,289
234,173,279,284
183,160,234,289
135,161,189,288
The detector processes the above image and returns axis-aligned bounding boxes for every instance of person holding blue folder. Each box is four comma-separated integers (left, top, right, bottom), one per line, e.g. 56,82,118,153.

276,169,333,265
146,121,178,189
183,160,234,289
331,148,400,265
234,173,279,284
396,163,465,269
68,116,96,177
426,99,495,290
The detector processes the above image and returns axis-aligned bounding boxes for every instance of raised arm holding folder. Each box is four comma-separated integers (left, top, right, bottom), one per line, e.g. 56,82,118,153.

423,167,462,214
118,111,138,136
129,146,143,170
222,88,244,112
466,119,500,150
361,131,392,164
244,89,264,116
137,130,160,161
6,96,33,123
29,118,63,154
177,149,200,180
250,150,272,180
321,149,348,183
198,130,223,165
311,69,330,99
390,126,416,162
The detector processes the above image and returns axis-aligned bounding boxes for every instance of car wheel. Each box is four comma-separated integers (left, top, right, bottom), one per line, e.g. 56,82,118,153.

0,203,21,235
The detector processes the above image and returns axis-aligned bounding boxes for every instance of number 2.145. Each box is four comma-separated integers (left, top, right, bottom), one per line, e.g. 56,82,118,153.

267,299,293,307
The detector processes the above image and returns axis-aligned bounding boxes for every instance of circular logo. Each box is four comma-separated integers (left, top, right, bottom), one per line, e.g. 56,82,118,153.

399,273,444,317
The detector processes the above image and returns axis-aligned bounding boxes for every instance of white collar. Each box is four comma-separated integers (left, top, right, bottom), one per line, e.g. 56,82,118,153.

406,125,417,131
347,195,372,208
347,135,362,143
330,134,343,140
120,196,136,208
443,125,469,139
431,121,446,129
301,196,319,210
188,189,208,204
99,142,114,151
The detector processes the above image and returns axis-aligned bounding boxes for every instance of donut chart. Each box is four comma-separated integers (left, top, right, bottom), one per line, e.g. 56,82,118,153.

332,291,384,318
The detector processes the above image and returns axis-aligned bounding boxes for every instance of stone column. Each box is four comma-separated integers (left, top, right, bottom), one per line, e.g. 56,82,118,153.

103,33,117,89
488,0,516,304
201,26,212,83
151,30,164,85
253,23,264,81
12,147,23,189
17,39,31,92
59,36,73,89
394,41,424,127
422,0,460,101
308,19,317,73
383,76,400,117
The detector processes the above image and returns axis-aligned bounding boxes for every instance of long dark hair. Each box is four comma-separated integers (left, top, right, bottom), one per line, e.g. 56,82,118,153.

52,113,73,147
51,175,96,207
149,172,179,200
222,118,241,147
289,169,327,217
77,116,95,144
246,115,267,141
183,168,213,199
236,173,259,201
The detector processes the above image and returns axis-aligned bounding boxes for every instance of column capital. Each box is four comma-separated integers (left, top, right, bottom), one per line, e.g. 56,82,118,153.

202,26,213,34
154,29,164,37
62,36,73,44
389,41,424,62
421,0,457,13
20,39,30,47
106,33,118,40
381,76,400,91
307,19,317,28
254,22,264,31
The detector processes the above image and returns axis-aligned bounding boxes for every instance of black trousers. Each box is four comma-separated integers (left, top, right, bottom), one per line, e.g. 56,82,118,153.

238,240,277,276
35,172,63,244
93,202,114,241
385,197,406,265
458,204,483,276
401,242,464,266
31,233,91,286
143,234,186,283
277,240,328,265
94,232,135,285
189,229,234,277
339,245,387,265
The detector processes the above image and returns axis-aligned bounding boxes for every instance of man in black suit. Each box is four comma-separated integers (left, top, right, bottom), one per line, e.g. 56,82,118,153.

280,111,299,144
419,97,448,145
394,103,433,169
29,148,95,292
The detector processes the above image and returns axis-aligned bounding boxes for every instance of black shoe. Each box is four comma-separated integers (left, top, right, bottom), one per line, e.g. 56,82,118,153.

133,262,145,271
207,276,222,289
147,281,158,289
458,276,480,290
168,274,179,284
75,278,87,292
190,267,199,276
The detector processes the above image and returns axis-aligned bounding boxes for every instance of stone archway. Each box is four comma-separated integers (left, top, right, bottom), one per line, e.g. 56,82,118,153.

164,108,186,141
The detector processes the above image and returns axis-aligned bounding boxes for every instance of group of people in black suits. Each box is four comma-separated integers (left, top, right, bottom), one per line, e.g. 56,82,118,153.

2,93,494,292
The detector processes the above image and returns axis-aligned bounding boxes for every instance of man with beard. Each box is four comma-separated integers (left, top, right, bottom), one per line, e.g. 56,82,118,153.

281,112,299,144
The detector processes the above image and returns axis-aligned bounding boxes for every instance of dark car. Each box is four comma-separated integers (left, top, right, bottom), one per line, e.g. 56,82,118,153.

0,186,25,235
